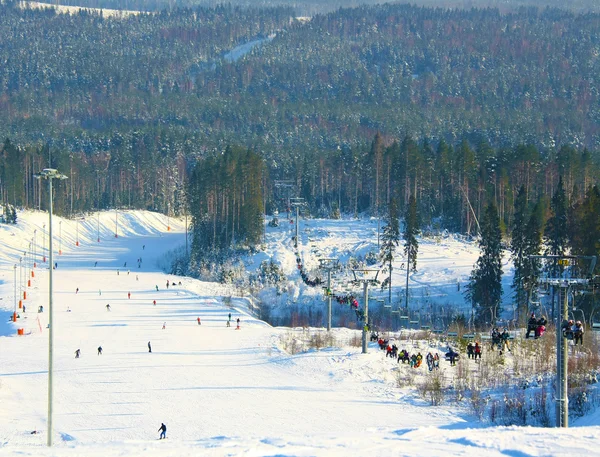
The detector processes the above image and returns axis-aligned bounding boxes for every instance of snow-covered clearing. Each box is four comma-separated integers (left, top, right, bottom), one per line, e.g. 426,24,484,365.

21,1,140,17
0,210,598,456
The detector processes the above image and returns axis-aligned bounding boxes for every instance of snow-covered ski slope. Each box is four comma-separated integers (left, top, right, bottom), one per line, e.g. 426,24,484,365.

0,211,598,456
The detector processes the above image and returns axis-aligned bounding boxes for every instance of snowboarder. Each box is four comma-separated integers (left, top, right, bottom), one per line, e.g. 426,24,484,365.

158,423,166,440
128,292,131,299
228,313,231,321
153,300,156,306
155,285,159,292
197,317,201,325
97,346,102,355
166,281,169,289
148,341,152,353
236,318,241,330
75,349,81,358
76,287,79,294
94,261,98,267
106,304,111,311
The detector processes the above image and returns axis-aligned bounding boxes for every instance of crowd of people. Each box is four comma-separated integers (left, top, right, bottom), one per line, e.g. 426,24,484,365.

375,336,440,371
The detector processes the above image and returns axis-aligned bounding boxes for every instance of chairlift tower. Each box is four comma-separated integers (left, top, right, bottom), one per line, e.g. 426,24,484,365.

290,197,305,249
319,259,339,332
531,255,597,428
273,180,295,220
351,269,380,353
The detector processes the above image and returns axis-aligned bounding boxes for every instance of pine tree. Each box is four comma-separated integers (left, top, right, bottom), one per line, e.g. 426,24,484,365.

545,176,568,258
465,203,503,326
521,199,543,321
510,186,528,318
570,185,600,260
379,197,400,302
403,195,419,310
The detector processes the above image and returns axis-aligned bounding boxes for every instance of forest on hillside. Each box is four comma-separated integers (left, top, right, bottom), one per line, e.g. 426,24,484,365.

0,2,599,278
33,0,600,16
0,3,598,153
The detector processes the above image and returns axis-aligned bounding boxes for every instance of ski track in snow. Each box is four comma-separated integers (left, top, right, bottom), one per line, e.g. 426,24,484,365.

0,210,598,456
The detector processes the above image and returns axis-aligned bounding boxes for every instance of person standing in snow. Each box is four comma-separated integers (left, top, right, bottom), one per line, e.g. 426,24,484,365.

97,346,103,355
128,292,131,299
148,341,152,353
75,349,81,358
197,317,201,325
106,304,111,311
158,423,166,439
76,287,79,294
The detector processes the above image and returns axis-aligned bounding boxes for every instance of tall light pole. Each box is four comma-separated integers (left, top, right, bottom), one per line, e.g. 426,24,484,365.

319,259,339,332
43,224,46,262
115,208,118,238
33,229,37,267
76,219,79,246
352,269,380,354
97,172,101,242
13,264,17,322
58,221,62,255
35,168,68,447
167,203,170,231
22,251,27,298
19,256,23,304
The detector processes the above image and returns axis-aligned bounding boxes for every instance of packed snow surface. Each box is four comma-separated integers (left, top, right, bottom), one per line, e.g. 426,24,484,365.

0,210,598,456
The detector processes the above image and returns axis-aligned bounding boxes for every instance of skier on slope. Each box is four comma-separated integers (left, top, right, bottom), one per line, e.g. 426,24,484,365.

158,423,166,440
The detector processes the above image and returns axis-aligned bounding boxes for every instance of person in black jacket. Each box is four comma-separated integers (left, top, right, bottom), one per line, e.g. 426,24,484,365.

526,313,537,338
158,423,166,439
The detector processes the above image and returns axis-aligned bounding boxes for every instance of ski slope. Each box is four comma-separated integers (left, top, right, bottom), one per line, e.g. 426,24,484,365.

0,210,598,456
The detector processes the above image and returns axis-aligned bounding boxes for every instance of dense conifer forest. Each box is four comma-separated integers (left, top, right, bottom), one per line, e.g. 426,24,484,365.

0,2,599,269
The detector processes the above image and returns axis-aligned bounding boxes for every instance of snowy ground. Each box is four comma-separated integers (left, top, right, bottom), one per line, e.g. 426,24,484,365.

258,215,514,329
0,210,598,456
